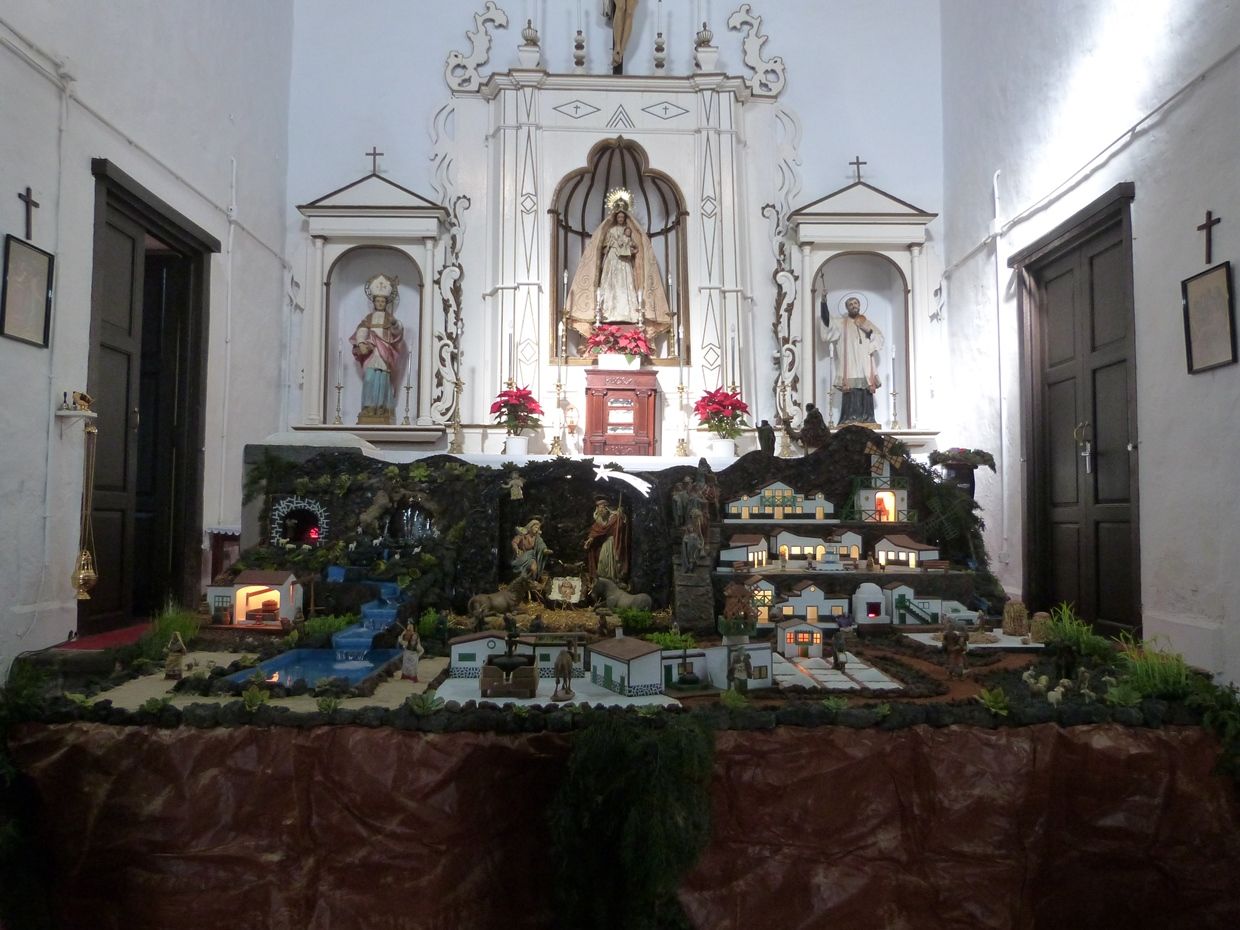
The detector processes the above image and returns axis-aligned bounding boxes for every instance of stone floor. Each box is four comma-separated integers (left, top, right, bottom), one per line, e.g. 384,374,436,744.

771,653,903,691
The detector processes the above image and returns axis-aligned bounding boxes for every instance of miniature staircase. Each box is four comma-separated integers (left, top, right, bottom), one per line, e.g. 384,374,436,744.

899,598,937,625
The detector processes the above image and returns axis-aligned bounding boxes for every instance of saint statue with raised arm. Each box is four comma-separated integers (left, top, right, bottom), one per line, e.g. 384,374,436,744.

564,188,672,348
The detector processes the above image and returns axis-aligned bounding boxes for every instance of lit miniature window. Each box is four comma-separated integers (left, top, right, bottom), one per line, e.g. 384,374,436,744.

782,605,794,617
875,490,896,521
785,631,795,644
899,552,908,561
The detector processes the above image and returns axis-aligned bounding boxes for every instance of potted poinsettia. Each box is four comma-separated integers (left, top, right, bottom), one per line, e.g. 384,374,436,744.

928,447,996,499
491,386,544,455
694,387,750,456
586,323,652,369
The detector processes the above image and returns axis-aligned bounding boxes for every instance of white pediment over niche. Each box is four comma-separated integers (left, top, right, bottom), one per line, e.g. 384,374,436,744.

299,173,446,214
791,181,937,223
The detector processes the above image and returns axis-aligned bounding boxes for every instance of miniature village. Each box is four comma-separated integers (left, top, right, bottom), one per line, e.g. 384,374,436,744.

27,424,1202,728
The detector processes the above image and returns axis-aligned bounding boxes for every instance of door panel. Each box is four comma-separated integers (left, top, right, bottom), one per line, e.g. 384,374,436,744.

1045,269,1077,366
1093,361,1131,504
81,213,145,634
1090,241,1127,349
1048,380,1079,506
1028,209,1139,635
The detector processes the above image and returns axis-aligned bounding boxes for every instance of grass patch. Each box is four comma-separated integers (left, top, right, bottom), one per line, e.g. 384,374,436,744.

613,607,653,633
1116,633,1192,699
1045,602,1113,663
300,614,356,646
645,631,695,650
136,600,203,662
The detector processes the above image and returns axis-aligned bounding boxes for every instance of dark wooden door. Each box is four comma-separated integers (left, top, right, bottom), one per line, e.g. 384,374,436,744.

1027,209,1140,635
82,211,147,634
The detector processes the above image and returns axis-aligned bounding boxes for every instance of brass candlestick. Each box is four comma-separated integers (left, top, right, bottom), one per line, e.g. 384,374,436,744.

333,382,344,425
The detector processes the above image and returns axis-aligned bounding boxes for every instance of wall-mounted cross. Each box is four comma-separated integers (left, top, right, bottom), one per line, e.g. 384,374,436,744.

365,146,384,174
17,186,39,240
1197,209,1222,265
849,155,867,183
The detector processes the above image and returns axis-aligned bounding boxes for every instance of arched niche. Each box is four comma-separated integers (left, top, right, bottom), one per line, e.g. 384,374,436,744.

790,180,937,430
550,137,688,362
812,252,909,428
325,247,423,426
296,172,446,437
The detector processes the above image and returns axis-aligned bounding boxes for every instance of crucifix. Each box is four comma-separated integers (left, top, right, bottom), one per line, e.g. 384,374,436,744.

17,186,40,240
849,156,867,183
1197,209,1222,265
365,146,384,174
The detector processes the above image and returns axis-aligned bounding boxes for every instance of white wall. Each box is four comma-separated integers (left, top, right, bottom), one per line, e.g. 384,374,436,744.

0,1,293,675
941,0,1240,682
285,0,943,433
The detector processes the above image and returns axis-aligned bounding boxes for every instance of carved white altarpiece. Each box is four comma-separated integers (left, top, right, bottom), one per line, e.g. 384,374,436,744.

295,173,448,443
430,1,800,455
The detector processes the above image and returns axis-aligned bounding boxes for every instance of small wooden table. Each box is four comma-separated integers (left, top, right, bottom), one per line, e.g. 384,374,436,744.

584,368,659,456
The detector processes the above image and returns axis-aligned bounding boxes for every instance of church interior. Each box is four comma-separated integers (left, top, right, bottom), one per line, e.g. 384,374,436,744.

2,1,1240,926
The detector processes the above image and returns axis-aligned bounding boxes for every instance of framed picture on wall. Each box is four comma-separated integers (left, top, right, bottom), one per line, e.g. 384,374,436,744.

1182,261,1235,374
0,234,54,348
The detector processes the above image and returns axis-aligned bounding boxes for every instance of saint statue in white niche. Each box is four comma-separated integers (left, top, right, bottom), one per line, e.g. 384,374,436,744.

564,188,672,347
822,293,885,426
350,273,405,425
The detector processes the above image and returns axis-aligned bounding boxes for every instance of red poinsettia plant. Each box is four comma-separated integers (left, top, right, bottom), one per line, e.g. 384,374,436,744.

694,388,750,440
585,323,653,361
491,386,545,436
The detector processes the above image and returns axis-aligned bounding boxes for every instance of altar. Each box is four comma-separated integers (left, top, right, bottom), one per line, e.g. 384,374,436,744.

288,2,942,459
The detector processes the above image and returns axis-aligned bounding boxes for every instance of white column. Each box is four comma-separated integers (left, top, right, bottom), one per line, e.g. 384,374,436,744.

302,236,327,425
799,243,815,420
908,242,925,428
418,239,437,424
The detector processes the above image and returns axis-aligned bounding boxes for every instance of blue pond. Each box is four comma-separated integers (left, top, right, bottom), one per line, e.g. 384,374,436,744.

226,648,402,688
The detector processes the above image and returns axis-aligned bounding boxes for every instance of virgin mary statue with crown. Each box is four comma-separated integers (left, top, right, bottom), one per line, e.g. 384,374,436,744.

564,188,673,346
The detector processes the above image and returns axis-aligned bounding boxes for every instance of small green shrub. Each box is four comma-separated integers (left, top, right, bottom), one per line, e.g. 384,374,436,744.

405,692,444,716
720,688,750,710
64,692,91,708
1188,677,1240,779
645,631,696,650
241,685,269,713
1116,634,1192,698
316,695,342,714
282,629,301,649
512,704,530,718
976,687,1010,717
301,614,356,645
140,696,171,714
635,704,662,717
874,702,893,720
1045,602,1113,662
1104,681,1143,707
821,696,849,714
417,608,440,642
614,607,653,633
137,599,203,661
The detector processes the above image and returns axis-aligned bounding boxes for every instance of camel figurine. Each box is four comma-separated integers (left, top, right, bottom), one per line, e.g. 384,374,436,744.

551,642,578,702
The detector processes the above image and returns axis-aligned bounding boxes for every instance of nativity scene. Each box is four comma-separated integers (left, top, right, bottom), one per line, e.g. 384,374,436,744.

3,1,1239,928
